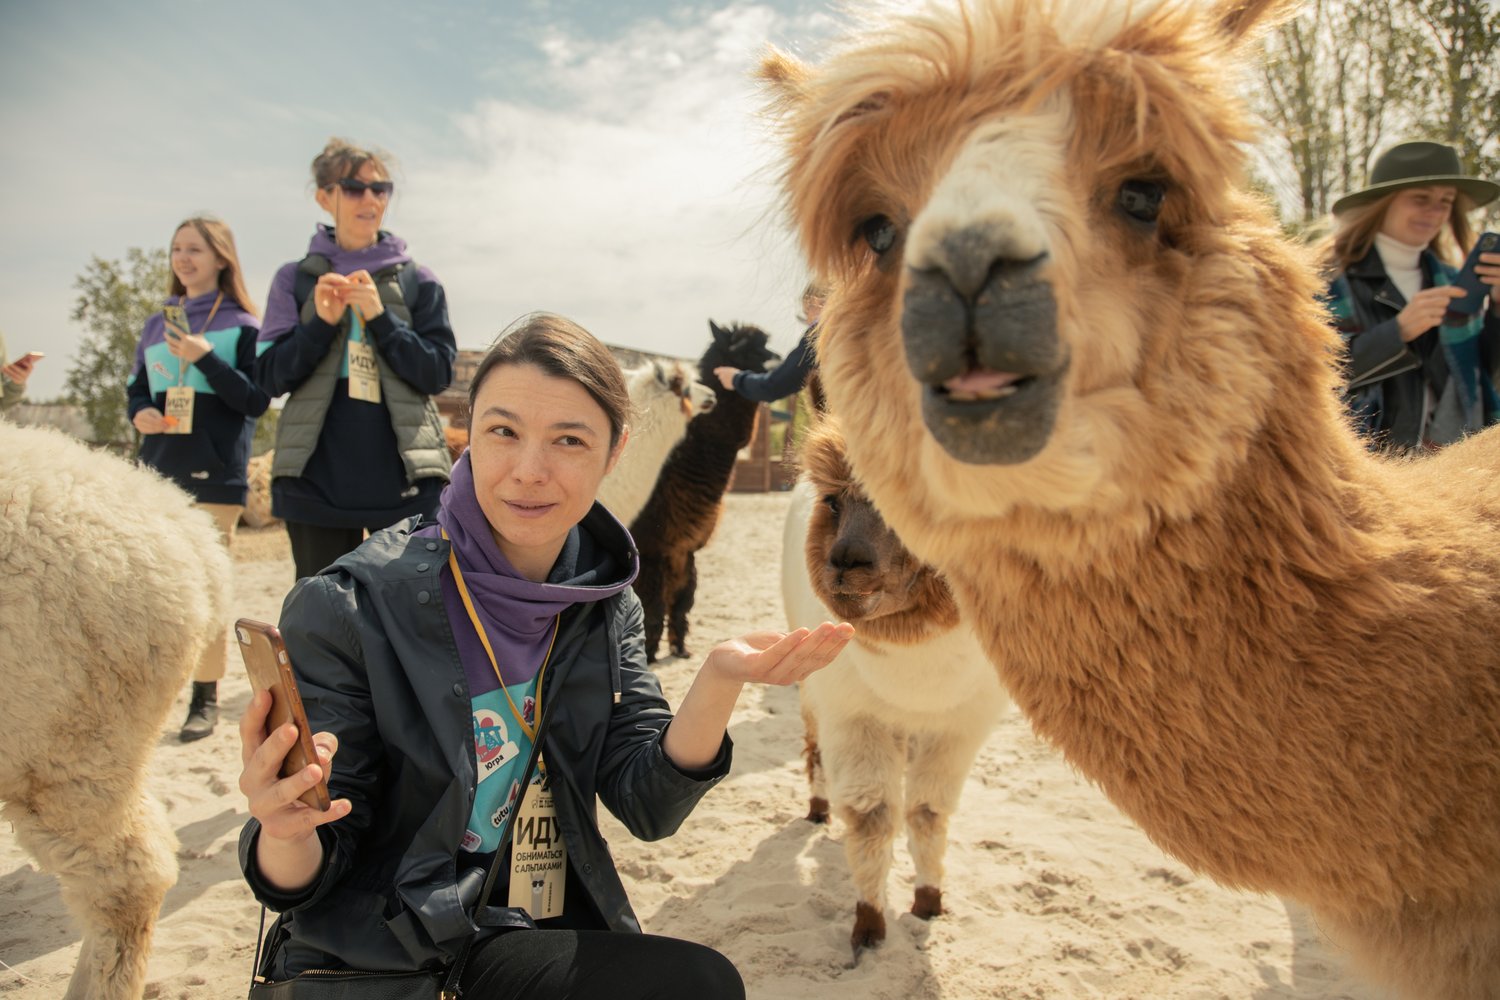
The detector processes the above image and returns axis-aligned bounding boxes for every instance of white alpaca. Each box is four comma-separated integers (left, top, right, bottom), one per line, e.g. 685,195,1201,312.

598,360,714,527
0,424,232,1000
781,419,1008,955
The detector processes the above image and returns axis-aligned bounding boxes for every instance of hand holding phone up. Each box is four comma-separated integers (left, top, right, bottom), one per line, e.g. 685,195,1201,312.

1,351,42,384
235,620,348,863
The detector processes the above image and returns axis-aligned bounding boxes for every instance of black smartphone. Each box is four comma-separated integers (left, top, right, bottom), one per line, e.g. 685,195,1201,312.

235,618,331,811
1447,231,1500,317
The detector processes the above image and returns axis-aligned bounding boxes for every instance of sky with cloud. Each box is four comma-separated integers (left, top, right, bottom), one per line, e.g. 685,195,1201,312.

0,0,841,400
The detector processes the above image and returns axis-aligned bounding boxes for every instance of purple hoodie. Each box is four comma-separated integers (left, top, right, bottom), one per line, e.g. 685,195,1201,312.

427,451,636,698
258,225,436,344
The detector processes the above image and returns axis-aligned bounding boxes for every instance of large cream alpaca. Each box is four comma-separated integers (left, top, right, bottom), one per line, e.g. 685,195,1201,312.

782,419,1007,955
0,424,232,1000
763,1,1500,997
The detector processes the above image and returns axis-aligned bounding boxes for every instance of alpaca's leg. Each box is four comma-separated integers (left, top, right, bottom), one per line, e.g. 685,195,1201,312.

1329,897,1500,1000
6,788,178,1000
800,692,829,823
823,714,905,955
634,555,668,663
667,552,697,659
903,725,990,921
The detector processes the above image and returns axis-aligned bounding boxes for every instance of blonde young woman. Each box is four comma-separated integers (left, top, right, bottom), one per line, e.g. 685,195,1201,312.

127,215,269,740
1324,140,1500,451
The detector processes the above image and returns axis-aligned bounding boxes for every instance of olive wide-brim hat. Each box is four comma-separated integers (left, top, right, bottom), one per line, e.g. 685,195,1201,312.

1331,140,1500,215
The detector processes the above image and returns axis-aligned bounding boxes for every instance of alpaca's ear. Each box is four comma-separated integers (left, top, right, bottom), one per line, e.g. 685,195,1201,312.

1214,0,1299,45
758,47,808,103
709,320,727,343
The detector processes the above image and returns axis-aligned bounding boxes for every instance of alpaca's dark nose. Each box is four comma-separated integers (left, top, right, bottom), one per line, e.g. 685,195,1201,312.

828,537,874,572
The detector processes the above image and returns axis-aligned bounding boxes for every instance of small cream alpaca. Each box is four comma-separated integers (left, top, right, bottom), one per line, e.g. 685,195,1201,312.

782,419,1008,955
598,359,714,528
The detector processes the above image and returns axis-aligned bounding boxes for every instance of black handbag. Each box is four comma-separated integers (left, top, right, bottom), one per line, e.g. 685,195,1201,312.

247,699,555,999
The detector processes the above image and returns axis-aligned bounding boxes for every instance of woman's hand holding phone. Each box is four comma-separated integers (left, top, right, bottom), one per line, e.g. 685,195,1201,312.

164,329,212,363
239,690,350,892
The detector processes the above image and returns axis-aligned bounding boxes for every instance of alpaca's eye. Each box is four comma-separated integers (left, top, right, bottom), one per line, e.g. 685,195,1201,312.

1118,180,1166,223
859,215,898,254
823,495,841,516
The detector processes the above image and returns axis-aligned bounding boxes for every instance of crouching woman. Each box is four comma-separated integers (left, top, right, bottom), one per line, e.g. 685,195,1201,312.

237,313,853,998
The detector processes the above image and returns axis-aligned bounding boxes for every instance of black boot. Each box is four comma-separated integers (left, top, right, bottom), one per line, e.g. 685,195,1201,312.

179,681,219,742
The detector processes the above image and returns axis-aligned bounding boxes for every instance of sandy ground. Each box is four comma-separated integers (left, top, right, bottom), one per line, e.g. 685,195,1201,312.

0,492,1388,999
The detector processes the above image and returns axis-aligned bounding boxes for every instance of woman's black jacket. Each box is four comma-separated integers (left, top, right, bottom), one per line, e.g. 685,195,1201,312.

238,513,732,977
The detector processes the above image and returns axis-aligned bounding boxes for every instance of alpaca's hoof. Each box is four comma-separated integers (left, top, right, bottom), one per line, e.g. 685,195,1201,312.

670,643,689,659
645,649,658,665
850,901,885,957
912,885,943,920
806,797,830,824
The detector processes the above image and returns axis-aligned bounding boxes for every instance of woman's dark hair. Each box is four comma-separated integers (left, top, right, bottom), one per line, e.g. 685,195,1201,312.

311,137,393,188
469,313,632,449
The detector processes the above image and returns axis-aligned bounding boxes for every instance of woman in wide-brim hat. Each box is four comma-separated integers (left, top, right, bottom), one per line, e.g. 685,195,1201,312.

1322,139,1500,452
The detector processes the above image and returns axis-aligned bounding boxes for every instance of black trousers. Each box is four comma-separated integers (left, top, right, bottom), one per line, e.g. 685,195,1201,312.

460,930,744,1000
285,522,367,581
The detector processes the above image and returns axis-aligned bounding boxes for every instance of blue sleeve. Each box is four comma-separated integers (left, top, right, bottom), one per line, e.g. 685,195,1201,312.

253,264,341,398
364,271,456,396
194,322,271,417
731,330,815,403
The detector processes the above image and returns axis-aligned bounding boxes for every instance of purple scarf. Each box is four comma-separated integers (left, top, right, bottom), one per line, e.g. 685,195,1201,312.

434,452,629,693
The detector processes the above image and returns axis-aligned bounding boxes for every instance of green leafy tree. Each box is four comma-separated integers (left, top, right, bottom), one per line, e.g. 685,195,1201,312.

65,248,169,445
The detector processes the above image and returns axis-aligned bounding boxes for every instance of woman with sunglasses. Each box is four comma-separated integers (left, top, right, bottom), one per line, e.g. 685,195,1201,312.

126,214,269,741
254,137,457,580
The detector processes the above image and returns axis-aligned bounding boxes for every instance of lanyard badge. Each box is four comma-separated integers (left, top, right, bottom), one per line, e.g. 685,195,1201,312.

347,307,382,403
160,295,222,434
509,762,566,918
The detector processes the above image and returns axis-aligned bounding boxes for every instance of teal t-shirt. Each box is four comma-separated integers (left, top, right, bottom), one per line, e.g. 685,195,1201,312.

460,679,540,855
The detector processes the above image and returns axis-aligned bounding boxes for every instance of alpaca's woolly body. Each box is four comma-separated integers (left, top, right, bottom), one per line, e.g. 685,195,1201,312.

766,0,1500,996
0,424,232,1000
782,477,1006,948
598,361,713,529
630,324,777,661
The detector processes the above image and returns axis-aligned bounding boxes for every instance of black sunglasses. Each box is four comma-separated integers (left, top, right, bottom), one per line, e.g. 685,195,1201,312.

333,178,395,198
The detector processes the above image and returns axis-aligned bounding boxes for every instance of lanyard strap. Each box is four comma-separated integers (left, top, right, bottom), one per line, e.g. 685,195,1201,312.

171,292,224,385
443,530,559,741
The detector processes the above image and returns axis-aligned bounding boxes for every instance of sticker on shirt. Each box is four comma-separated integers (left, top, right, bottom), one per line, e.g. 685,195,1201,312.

460,778,521,853
509,768,565,919
473,708,520,785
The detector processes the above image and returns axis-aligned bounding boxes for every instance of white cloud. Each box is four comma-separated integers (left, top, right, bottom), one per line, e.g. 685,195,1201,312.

2,2,832,400
401,3,817,361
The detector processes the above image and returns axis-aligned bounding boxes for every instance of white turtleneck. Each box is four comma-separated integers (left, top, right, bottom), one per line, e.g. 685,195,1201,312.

1374,231,1425,304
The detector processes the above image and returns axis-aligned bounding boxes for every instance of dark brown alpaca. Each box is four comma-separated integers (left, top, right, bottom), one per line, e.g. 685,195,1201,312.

629,321,779,662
